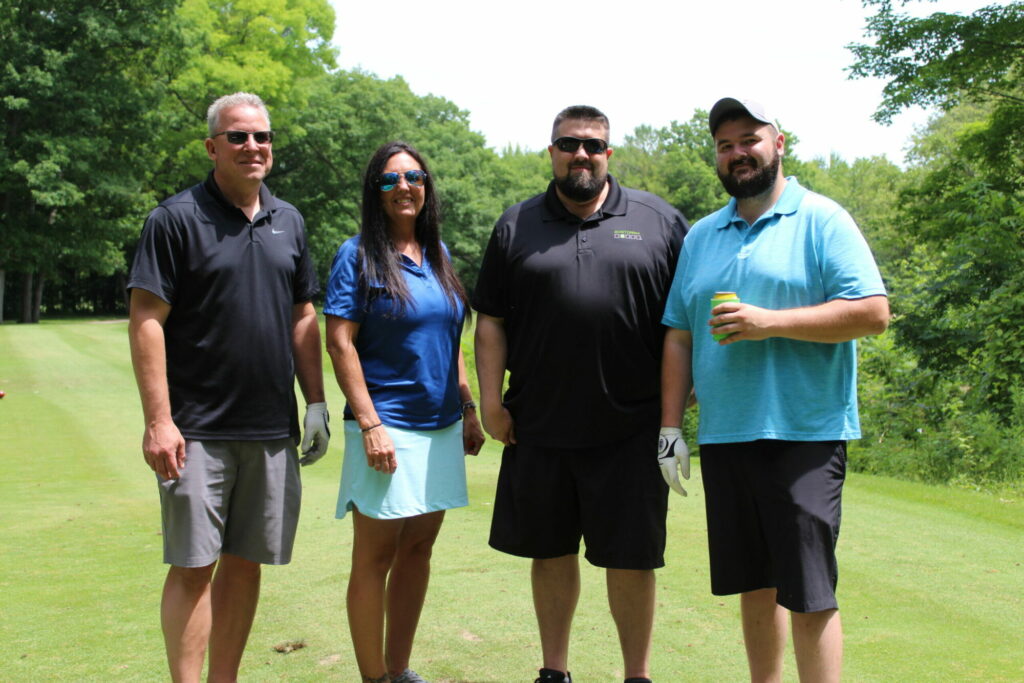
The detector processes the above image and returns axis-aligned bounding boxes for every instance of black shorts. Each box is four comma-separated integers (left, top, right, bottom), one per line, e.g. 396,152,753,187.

488,428,668,570
700,440,846,613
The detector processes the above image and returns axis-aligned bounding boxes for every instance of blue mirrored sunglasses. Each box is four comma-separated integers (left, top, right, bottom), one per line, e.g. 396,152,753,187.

379,170,427,191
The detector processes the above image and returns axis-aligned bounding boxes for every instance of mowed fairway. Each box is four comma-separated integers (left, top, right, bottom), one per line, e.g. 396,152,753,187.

0,319,1021,682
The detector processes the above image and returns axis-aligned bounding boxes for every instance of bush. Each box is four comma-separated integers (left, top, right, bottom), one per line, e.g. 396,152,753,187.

852,334,1024,489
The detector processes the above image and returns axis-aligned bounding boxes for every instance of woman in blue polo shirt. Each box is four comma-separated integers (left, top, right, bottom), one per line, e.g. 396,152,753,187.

324,141,484,683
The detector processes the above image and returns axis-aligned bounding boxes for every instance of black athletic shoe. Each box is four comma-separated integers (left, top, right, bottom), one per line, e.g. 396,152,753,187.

624,678,653,683
535,668,571,683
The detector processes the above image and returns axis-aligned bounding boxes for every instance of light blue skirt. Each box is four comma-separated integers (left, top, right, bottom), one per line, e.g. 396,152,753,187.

336,420,468,520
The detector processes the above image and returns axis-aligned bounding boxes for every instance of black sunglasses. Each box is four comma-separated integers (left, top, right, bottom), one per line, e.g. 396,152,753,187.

212,130,274,145
553,136,609,154
379,170,428,191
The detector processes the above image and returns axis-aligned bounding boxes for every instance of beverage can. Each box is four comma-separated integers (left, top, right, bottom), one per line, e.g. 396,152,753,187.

710,291,740,342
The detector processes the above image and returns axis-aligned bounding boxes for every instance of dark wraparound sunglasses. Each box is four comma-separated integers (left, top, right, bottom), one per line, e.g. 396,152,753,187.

379,170,428,191
553,136,609,154
212,130,274,145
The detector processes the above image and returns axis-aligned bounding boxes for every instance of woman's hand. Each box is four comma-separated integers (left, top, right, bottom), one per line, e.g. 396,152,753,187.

362,425,397,474
463,409,485,455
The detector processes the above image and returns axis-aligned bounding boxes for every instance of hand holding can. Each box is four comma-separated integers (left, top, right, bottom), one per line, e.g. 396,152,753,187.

710,291,740,342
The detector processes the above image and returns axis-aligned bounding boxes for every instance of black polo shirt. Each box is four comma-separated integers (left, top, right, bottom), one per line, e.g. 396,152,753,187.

128,172,318,441
473,175,688,448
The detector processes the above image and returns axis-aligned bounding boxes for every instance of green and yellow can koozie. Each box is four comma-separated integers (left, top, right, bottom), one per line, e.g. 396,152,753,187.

710,291,740,342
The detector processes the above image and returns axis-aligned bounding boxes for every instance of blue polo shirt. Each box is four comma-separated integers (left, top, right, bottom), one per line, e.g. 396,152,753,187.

662,178,886,444
324,236,464,430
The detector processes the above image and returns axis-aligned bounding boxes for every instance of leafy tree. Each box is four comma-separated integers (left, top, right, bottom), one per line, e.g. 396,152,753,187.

272,71,507,291
613,114,726,221
848,0,1024,124
146,0,338,199
849,1,1024,418
0,0,180,322
843,2,1024,488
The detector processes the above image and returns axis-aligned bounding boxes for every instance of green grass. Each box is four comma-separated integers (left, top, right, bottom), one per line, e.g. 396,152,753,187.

1,319,1022,681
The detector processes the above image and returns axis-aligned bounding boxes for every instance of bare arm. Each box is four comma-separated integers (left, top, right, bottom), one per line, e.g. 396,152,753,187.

324,315,396,473
291,301,325,404
128,288,186,480
711,295,890,345
458,347,485,455
661,328,694,428
474,313,515,445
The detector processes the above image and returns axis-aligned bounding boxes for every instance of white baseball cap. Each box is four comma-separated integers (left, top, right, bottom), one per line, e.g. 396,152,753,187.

708,97,779,136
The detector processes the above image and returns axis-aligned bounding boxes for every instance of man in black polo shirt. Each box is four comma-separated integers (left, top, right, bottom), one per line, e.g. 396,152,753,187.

127,92,330,681
473,105,688,683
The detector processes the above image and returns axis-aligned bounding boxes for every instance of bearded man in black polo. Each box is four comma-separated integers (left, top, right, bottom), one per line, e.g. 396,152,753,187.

473,105,689,683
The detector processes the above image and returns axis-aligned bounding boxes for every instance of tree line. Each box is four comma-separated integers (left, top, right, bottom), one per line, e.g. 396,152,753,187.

2,0,1021,489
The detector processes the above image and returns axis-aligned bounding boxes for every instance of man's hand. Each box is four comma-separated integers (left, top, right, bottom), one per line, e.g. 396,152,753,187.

481,402,516,446
299,402,330,465
709,302,777,344
657,427,690,497
143,418,187,480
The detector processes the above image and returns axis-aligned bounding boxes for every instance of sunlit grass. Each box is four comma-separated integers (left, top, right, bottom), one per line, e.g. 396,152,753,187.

1,319,1021,681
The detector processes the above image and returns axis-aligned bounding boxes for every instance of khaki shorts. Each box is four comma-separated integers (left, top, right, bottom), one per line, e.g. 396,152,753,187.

158,438,301,567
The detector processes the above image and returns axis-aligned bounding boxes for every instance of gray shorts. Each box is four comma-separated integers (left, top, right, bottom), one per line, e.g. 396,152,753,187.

158,438,301,567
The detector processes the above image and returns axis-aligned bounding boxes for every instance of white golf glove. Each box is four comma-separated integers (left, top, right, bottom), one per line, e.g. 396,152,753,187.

657,426,690,497
299,402,330,466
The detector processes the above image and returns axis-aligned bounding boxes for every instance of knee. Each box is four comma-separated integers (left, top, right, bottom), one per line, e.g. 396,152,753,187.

168,563,216,594
217,553,262,583
353,542,399,576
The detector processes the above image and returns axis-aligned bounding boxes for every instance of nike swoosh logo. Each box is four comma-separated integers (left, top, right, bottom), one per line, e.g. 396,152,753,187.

271,229,284,234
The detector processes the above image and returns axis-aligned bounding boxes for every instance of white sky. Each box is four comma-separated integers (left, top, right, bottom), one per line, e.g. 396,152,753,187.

329,0,999,165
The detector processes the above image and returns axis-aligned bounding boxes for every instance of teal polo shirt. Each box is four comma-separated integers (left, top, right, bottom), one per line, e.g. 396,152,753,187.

662,178,886,445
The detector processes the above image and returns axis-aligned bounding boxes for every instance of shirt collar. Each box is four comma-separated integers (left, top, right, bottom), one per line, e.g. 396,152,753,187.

203,171,276,221
542,174,624,222
714,176,805,230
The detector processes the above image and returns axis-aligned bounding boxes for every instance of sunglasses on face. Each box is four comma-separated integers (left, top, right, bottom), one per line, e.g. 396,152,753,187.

552,136,609,154
379,170,428,191
212,130,274,145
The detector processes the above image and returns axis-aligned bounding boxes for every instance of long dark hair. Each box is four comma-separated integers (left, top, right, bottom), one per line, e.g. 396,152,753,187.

358,141,469,319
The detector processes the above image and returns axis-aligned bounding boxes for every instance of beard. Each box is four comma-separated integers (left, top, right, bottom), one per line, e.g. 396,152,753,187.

717,149,781,199
554,164,607,202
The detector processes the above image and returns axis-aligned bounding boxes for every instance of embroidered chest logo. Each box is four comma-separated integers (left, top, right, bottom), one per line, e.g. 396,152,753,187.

612,230,643,241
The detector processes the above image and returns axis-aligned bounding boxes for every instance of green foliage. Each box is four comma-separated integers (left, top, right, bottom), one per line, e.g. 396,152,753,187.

848,0,1024,124
853,336,1024,488
0,0,179,283
838,0,1024,488
146,0,338,198
613,113,727,221
271,70,503,290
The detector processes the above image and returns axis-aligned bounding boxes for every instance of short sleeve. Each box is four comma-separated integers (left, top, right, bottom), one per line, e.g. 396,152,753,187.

127,206,180,304
661,241,692,331
291,214,319,303
323,236,365,321
471,221,508,317
819,210,886,301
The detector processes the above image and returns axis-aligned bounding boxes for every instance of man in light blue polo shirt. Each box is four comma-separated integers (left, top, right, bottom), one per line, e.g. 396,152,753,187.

659,97,889,683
